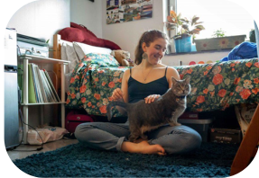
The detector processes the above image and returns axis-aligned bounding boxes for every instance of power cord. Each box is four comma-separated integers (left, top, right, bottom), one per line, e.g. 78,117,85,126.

7,48,44,152
7,86,44,152
8,109,44,152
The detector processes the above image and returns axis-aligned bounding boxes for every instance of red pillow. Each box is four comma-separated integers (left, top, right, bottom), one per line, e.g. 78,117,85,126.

58,28,85,43
103,39,121,50
70,22,97,38
58,22,121,50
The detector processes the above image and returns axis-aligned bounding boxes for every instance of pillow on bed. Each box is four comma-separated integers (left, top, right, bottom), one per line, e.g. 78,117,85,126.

61,43,67,61
58,22,121,50
84,53,119,67
73,42,112,61
63,43,80,73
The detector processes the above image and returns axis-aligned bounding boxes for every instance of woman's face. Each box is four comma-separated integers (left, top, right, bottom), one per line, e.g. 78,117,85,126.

142,38,167,65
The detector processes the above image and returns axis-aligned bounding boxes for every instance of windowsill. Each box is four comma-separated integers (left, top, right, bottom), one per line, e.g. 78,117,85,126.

165,49,231,56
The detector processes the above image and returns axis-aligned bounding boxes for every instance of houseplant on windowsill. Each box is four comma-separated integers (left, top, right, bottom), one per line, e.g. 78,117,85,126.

166,10,205,53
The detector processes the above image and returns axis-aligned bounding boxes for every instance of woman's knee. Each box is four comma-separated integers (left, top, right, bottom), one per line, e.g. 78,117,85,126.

74,122,95,141
185,131,202,151
166,127,202,154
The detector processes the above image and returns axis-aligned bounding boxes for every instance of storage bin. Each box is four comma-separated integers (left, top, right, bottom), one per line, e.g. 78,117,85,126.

194,35,246,51
178,118,213,142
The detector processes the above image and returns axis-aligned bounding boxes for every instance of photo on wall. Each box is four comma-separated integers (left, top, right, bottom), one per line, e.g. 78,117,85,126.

106,0,153,25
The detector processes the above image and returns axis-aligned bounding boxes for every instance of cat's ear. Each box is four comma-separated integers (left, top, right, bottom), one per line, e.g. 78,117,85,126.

171,76,177,86
184,76,191,84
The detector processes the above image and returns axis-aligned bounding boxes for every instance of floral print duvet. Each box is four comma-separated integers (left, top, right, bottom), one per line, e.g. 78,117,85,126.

66,53,259,117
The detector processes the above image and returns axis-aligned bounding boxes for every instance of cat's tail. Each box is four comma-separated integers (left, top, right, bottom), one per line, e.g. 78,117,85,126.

106,101,128,121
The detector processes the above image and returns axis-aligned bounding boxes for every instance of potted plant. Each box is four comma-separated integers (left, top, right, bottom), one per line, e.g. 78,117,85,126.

194,28,246,51
166,10,205,53
212,28,226,38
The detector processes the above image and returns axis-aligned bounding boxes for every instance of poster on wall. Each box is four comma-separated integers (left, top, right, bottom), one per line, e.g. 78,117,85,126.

106,0,153,24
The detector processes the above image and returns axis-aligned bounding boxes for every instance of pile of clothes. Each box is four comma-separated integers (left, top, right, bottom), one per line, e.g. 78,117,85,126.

220,42,257,62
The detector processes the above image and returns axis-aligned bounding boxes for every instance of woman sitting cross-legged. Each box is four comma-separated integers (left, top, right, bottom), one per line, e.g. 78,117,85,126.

75,30,202,155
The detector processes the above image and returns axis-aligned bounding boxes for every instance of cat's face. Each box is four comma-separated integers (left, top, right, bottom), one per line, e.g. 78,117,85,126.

171,77,191,97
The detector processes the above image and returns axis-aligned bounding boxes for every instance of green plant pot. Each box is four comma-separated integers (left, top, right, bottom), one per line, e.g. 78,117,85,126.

249,30,255,42
194,35,246,51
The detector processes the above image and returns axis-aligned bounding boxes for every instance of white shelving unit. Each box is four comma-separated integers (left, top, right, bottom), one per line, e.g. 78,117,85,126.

20,54,70,144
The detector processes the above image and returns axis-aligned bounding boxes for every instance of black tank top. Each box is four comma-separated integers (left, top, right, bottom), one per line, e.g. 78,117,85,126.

128,67,169,103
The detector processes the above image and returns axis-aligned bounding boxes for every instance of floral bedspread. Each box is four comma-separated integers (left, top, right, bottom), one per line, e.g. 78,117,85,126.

175,58,259,112
66,53,128,116
66,53,259,116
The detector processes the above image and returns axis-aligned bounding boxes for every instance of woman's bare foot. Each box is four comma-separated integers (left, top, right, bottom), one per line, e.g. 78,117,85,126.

121,140,166,156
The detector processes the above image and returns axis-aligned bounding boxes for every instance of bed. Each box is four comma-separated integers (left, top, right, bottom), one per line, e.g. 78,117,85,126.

53,33,259,118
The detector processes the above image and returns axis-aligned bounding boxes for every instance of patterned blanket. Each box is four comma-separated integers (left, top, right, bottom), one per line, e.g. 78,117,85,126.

66,53,259,117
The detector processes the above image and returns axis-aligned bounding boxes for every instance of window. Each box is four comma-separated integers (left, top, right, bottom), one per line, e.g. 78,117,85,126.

169,0,254,40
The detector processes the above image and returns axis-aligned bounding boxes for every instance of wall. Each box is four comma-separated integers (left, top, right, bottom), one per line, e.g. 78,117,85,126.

101,0,166,60
6,0,70,127
99,0,228,66
70,0,103,38
7,0,70,50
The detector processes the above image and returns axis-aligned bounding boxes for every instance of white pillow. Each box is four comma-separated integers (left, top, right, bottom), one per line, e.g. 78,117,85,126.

73,42,112,60
65,43,80,73
61,42,67,61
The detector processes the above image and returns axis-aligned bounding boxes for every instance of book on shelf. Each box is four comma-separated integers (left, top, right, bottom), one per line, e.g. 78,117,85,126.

28,64,36,103
28,63,60,103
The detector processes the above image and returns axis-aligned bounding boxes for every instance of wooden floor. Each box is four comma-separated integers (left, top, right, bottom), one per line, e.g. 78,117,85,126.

7,138,78,161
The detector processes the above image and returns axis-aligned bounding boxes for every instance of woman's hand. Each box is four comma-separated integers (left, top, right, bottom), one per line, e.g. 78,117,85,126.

112,88,124,101
144,94,160,104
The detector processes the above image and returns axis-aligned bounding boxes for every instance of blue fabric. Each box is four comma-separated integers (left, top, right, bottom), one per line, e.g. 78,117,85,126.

220,42,257,62
220,56,228,62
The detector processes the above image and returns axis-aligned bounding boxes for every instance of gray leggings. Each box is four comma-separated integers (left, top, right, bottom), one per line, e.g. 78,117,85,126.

74,121,202,155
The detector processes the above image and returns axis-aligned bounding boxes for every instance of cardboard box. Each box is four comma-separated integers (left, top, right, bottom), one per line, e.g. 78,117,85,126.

210,128,242,144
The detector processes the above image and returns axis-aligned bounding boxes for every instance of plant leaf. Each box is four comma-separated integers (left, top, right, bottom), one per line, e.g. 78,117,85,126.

194,21,203,25
195,25,205,30
191,16,199,25
190,29,201,34
182,24,189,31
170,10,177,18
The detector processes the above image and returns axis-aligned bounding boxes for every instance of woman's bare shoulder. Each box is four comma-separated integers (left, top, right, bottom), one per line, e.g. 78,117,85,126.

122,68,132,81
123,68,131,76
166,66,180,80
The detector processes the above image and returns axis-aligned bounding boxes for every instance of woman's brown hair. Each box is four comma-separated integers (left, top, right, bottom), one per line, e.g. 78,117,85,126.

134,30,169,65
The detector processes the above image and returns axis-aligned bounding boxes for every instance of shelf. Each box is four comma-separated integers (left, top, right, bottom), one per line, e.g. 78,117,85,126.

21,102,66,106
20,53,67,144
19,54,70,64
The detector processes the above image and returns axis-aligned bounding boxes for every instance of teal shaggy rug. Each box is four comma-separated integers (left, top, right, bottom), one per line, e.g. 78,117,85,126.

13,142,239,177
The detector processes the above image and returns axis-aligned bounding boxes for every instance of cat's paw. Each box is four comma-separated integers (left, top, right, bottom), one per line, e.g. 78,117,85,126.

169,122,181,127
175,122,181,126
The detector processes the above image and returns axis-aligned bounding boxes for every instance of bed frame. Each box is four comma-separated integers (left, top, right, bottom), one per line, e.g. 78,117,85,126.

52,33,259,176
53,34,71,90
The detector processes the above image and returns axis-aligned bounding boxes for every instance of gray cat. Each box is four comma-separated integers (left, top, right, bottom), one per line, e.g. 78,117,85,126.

107,76,191,142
